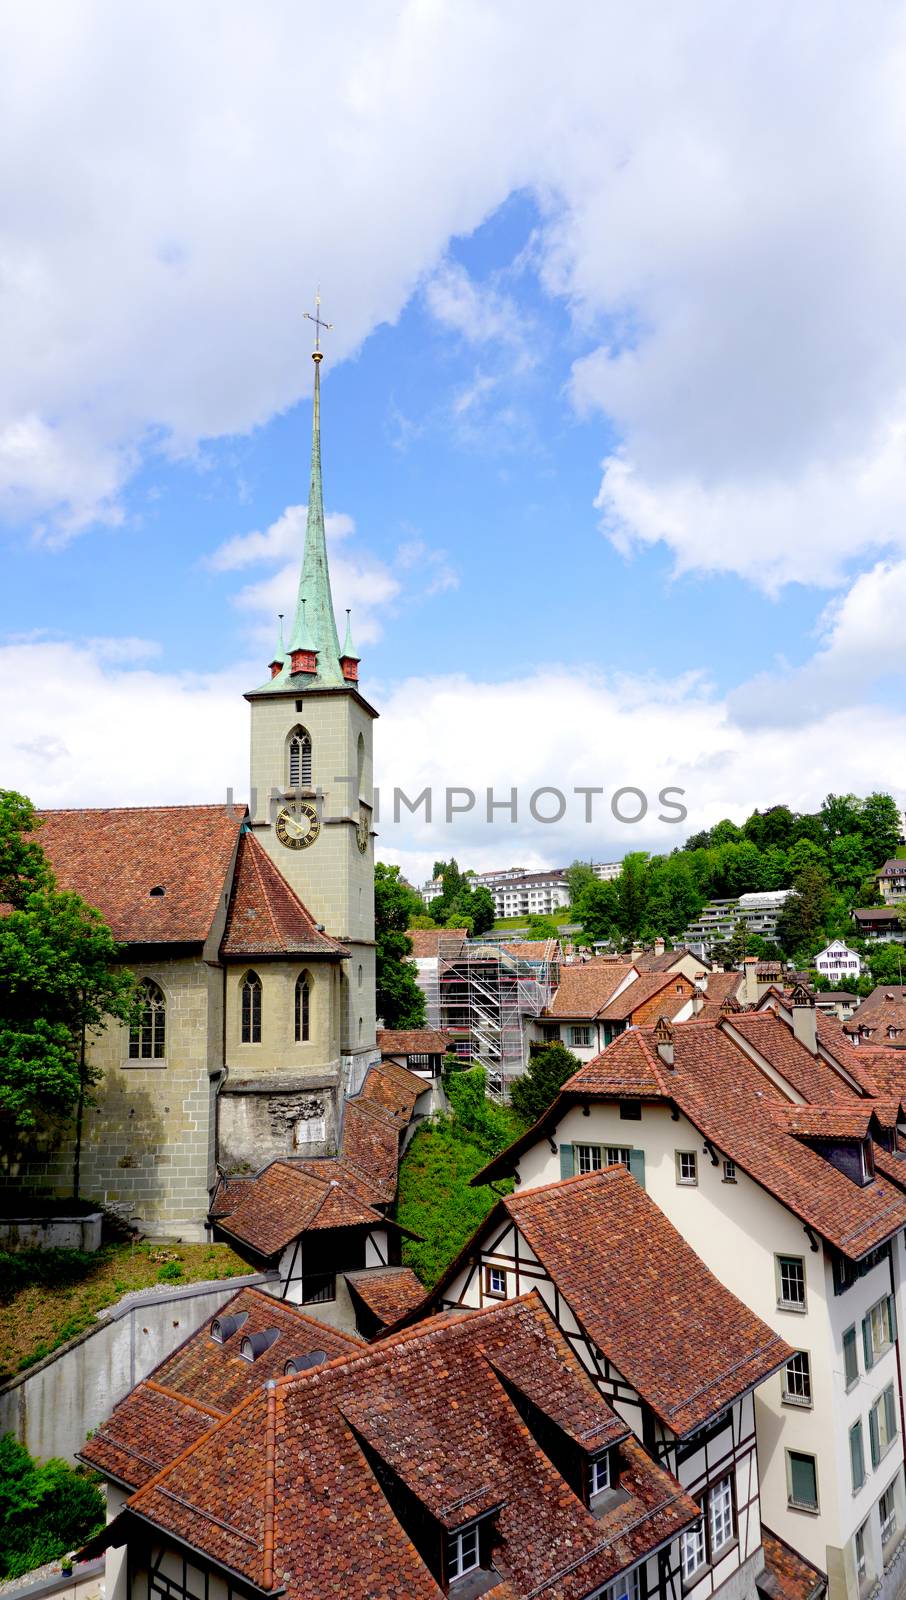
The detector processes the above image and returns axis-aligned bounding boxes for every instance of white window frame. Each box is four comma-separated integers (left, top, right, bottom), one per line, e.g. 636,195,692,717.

676,1151,698,1186
447,1522,480,1582
708,1476,734,1556
598,1569,641,1600
605,1145,632,1170
589,1453,610,1497
682,1523,707,1581
722,1159,736,1183
880,1482,897,1546
571,1025,592,1047
782,1351,812,1408
776,1254,806,1311
485,1265,506,1299
786,1449,819,1513
576,1143,603,1175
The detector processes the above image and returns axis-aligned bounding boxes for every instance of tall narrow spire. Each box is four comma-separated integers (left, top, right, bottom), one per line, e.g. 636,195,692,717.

286,316,343,680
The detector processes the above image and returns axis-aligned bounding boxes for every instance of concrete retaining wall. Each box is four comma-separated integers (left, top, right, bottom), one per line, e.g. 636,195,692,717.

0,1270,278,1464
0,1215,103,1253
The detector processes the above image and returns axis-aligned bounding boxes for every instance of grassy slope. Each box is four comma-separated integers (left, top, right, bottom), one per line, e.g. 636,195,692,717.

0,1240,249,1380
396,1106,525,1288
491,907,575,931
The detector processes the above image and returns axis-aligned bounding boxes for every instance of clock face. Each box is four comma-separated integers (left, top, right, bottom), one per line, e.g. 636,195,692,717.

356,811,369,854
275,802,320,851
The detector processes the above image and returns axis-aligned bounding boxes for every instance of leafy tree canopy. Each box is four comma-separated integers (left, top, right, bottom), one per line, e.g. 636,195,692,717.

509,1042,581,1125
374,863,426,1029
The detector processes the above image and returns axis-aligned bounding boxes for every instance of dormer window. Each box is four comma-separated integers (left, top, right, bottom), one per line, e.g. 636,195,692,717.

588,1452,611,1498
446,1522,480,1584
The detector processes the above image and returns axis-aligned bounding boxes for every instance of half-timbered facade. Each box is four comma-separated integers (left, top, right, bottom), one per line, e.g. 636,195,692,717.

427,1168,791,1600
473,1006,906,1600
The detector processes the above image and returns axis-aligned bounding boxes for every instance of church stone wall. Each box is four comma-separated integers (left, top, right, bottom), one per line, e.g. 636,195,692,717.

10,957,222,1241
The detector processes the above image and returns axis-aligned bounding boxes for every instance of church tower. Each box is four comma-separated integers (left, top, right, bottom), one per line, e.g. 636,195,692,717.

245,310,377,1089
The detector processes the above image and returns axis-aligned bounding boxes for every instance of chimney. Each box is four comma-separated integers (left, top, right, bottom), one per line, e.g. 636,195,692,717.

654,936,665,956
691,989,705,1015
631,944,643,963
742,955,760,1006
653,1015,675,1068
790,983,817,1055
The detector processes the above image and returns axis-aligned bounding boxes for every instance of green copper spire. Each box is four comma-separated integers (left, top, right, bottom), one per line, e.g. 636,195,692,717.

286,350,343,679
341,608,359,661
270,613,286,666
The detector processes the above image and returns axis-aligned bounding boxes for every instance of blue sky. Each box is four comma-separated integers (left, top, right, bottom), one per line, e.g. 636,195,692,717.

0,3,904,882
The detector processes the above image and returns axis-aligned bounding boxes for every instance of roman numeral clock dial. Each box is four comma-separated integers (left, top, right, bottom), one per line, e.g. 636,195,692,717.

275,802,320,850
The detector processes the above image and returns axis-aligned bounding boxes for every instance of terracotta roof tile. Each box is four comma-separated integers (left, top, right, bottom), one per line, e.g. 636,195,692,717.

359,1062,426,1126
79,1287,357,1489
499,1169,791,1436
344,1267,428,1328
103,1296,698,1600
377,1028,452,1055
407,928,467,959
35,805,243,945
597,971,692,1022
549,964,636,1018
210,1161,392,1258
759,1528,827,1600
220,831,347,958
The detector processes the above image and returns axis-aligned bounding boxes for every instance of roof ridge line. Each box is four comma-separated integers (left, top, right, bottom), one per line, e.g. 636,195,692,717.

263,1382,277,1591
143,1379,225,1419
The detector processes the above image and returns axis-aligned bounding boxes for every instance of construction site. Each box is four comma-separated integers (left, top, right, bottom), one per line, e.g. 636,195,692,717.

415,934,560,1101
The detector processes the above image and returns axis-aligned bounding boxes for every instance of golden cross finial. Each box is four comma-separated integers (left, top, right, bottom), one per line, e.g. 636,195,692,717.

304,289,333,355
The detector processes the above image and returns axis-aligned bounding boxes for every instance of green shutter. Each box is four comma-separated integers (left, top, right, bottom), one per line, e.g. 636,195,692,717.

885,1385,898,1441
889,1294,898,1344
559,1143,574,1179
850,1422,865,1492
863,1315,875,1371
627,1149,646,1189
869,1405,881,1467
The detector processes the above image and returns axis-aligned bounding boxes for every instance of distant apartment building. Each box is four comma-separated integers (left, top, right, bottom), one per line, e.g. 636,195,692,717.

684,890,791,955
814,940,863,982
853,907,906,944
879,861,906,904
421,861,622,916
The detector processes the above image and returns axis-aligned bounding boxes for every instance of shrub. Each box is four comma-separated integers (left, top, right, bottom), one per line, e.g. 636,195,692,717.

0,1434,105,1579
156,1261,183,1283
0,1249,100,1304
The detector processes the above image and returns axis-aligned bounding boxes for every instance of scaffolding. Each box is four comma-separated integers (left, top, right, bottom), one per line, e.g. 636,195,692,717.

416,936,559,1102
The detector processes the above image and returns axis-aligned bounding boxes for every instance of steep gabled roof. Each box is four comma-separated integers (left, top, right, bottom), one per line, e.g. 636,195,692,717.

35,805,243,945
499,1169,791,1435
597,970,692,1022
210,1160,399,1259
94,1297,698,1600
220,830,347,958
344,1266,427,1329
548,963,636,1018
79,1287,358,1490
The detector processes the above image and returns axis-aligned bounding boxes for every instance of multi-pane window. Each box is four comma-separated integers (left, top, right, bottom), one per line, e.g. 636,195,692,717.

571,1026,592,1047
787,1450,819,1511
681,1523,706,1580
855,1522,868,1583
589,1454,610,1497
869,1384,898,1465
850,1421,866,1493
485,1266,506,1298
782,1352,812,1407
863,1296,896,1368
447,1523,480,1582
606,1146,632,1170
708,1478,734,1555
722,1159,736,1183
287,727,312,788
241,972,262,1044
676,1151,698,1186
577,1144,603,1175
776,1255,806,1311
844,1325,860,1388
128,979,166,1060
880,1483,897,1546
600,1570,640,1600
294,974,310,1042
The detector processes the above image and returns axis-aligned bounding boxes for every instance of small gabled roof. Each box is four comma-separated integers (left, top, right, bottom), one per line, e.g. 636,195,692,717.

344,1267,427,1329
406,927,468,959
220,830,347,958
35,805,244,946
78,1287,358,1490
377,1028,452,1055
497,1169,791,1436
597,970,692,1022
91,1296,698,1600
548,963,636,1019
210,1160,399,1258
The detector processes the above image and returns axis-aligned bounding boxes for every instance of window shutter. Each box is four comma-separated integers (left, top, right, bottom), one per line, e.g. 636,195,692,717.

886,1386,898,1441
889,1294,898,1344
863,1316,875,1371
869,1405,881,1468
559,1143,574,1179
627,1148,646,1189
850,1423,865,1492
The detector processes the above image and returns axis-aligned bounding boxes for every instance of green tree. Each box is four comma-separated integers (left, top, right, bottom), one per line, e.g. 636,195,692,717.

820,793,863,841
726,917,751,964
0,1435,105,1580
0,792,52,910
615,852,649,942
776,864,832,958
859,793,902,867
374,863,427,1030
565,861,598,906
526,914,559,940
575,879,620,944
510,1042,581,1124
828,834,875,901
710,818,744,847
867,941,906,987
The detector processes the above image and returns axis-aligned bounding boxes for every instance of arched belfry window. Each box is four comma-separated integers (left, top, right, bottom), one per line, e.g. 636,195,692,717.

295,973,310,1043
241,971,262,1044
287,726,312,789
356,732,365,799
129,979,166,1060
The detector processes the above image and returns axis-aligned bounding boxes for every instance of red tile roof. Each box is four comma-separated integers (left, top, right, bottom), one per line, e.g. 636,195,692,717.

377,1028,452,1054
406,927,467,958
97,1296,698,1600
548,963,636,1018
344,1266,427,1328
477,1014,906,1261
499,940,561,962
35,805,243,945
490,1170,791,1435
759,1528,827,1600
220,831,346,958
359,1060,429,1127
597,971,692,1022
210,1160,394,1258
78,1286,358,1489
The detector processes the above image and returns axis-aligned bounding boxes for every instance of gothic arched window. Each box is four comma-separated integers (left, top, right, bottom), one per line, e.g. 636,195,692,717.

287,726,312,789
129,979,166,1060
356,732,365,798
241,971,262,1044
295,973,310,1043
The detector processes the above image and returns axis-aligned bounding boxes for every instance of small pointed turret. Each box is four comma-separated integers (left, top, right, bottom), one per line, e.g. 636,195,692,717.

340,608,360,683
268,614,286,680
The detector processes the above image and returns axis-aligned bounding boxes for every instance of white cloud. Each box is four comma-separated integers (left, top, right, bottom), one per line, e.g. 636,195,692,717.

2,0,905,593
4,630,903,889
207,507,355,572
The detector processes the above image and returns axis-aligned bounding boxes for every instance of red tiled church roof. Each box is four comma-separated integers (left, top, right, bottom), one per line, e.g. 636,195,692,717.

35,805,244,945
220,830,346,958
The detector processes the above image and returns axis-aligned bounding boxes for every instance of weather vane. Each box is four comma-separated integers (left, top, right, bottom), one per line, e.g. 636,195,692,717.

304,289,333,355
